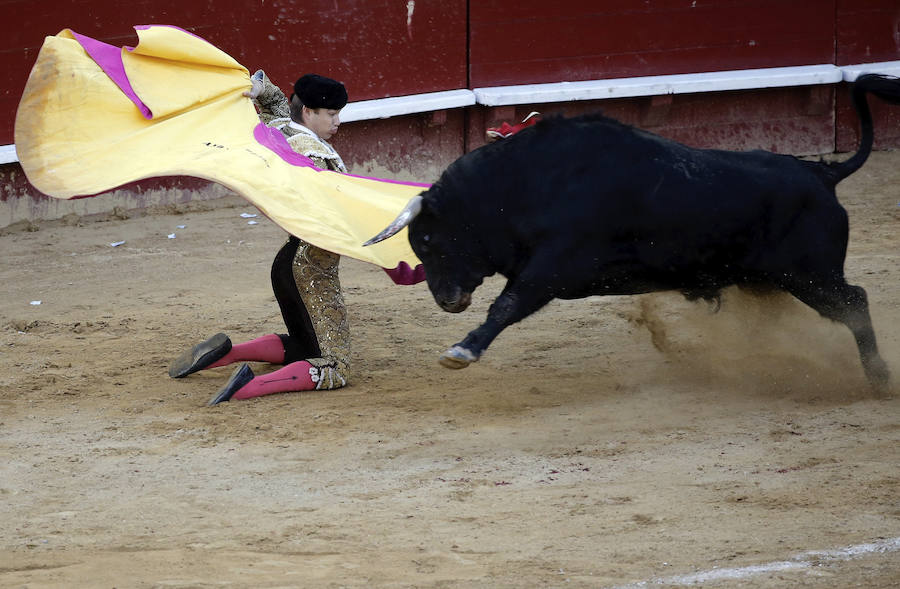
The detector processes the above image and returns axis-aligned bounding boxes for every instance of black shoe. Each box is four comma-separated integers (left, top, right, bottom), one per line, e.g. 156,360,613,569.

207,363,254,406
168,333,232,378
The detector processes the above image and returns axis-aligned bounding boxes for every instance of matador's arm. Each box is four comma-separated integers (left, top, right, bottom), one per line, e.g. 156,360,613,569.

249,69,290,125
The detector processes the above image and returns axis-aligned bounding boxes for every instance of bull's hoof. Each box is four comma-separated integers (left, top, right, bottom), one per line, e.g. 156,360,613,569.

439,346,478,369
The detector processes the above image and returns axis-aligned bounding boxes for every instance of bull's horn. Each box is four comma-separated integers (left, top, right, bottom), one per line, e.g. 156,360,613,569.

363,194,423,246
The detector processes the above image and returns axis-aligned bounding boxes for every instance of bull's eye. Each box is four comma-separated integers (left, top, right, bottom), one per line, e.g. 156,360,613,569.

419,234,431,254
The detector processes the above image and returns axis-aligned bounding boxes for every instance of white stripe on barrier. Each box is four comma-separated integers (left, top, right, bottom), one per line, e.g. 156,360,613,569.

473,64,843,106
338,88,475,123
0,144,17,165
841,60,900,81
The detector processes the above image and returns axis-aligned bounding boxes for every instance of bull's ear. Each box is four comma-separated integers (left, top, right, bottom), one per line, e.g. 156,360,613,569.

363,194,424,246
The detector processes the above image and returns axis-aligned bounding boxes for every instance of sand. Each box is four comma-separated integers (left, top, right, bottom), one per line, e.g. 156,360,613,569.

0,151,898,588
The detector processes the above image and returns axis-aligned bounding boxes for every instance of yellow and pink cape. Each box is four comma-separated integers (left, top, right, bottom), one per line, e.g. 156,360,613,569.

15,25,425,283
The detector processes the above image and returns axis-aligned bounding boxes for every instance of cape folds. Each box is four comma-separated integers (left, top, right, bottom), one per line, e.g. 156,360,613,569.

15,25,426,284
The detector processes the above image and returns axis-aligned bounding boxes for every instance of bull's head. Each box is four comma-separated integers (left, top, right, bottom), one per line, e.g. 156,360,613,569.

365,193,491,313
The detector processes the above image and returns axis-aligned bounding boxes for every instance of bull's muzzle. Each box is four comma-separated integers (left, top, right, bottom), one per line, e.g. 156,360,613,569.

436,291,472,313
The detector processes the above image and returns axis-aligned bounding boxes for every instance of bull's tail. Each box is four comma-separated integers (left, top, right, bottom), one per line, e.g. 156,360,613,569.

829,73,900,183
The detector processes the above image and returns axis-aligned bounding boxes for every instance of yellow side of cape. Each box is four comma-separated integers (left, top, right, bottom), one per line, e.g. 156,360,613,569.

14,26,423,271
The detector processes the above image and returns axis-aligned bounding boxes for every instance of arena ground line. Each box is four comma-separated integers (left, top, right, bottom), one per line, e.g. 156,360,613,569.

610,535,900,588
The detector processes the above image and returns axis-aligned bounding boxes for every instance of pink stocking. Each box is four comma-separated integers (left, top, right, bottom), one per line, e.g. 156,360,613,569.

208,333,285,368
232,361,318,400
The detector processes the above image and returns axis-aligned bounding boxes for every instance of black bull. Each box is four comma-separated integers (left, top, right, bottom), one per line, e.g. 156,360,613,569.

366,74,899,391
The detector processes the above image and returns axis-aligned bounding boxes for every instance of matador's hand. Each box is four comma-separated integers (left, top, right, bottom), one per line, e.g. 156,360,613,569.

243,70,264,99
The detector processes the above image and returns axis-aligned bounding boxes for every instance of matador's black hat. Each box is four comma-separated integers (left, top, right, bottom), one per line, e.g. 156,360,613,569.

293,74,348,110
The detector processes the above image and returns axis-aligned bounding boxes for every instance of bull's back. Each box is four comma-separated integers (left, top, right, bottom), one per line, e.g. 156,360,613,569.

446,114,847,284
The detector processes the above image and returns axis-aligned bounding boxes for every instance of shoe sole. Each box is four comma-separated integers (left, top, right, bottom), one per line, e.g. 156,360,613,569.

207,363,254,406
168,332,232,378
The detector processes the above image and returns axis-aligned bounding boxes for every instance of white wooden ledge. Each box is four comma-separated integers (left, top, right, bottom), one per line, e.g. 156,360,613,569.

339,89,475,123
841,60,900,81
473,64,844,106
0,144,17,165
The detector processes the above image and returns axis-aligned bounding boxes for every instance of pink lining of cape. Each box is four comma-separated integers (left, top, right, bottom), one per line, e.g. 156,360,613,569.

69,30,153,119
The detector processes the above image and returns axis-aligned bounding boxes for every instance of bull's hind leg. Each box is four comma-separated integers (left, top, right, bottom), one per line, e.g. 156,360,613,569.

789,280,890,392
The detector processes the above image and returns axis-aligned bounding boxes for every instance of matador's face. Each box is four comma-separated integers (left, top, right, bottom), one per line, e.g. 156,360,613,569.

303,107,342,141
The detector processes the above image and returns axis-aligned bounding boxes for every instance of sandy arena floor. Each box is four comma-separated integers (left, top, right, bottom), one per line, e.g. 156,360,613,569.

0,152,898,588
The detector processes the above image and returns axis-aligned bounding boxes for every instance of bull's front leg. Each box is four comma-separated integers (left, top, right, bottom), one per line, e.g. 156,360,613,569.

440,286,551,369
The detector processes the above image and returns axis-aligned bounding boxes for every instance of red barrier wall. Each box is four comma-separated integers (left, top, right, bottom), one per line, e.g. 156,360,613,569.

836,0,900,64
469,0,836,86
